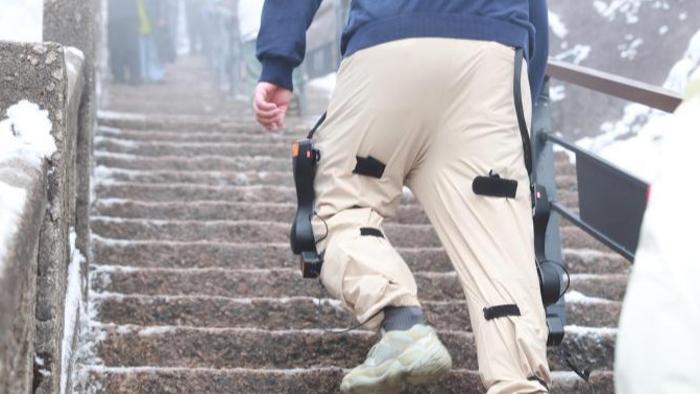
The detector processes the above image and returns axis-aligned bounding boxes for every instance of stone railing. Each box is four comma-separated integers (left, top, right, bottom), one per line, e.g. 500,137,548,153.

0,1,97,393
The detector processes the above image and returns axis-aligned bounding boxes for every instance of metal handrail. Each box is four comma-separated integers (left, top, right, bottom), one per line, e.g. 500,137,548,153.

547,59,683,113
543,60,680,262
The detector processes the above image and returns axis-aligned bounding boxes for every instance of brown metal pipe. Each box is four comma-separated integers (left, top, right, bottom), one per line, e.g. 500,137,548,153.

547,60,683,113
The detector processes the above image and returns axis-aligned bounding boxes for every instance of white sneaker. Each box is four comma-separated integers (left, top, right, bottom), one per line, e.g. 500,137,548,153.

340,324,452,393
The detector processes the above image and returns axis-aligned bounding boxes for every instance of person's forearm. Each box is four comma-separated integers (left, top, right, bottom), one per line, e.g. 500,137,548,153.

256,0,323,91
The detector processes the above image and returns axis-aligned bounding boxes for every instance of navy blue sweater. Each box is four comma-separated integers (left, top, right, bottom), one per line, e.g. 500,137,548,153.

257,0,549,99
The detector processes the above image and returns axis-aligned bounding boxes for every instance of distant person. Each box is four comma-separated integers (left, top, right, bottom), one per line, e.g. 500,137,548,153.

108,0,141,85
155,0,177,64
185,0,205,54
136,0,166,83
227,0,242,97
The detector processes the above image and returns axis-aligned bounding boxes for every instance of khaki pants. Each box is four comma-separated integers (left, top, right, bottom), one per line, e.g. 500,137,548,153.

312,38,551,393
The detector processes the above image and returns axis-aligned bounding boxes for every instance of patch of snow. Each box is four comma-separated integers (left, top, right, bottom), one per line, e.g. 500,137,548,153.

0,100,56,166
548,12,568,39
550,85,567,102
138,326,178,336
65,46,86,62
0,0,43,42
235,173,249,185
592,0,645,24
659,26,669,35
554,45,592,65
61,229,86,394
313,298,343,309
565,290,614,304
619,36,644,60
565,325,618,337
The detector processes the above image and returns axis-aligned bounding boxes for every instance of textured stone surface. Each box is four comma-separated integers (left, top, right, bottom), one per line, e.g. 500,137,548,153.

91,326,615,371
90,216,611,251
91,267,627,302
94,295,621,330
95,153,291,172
0,159,47,394
95,139,290,158
91,239,628,276
33,46,85,394
82,369,614,394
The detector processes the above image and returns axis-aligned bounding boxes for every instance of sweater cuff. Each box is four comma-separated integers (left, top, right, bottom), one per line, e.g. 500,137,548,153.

259,58,295,92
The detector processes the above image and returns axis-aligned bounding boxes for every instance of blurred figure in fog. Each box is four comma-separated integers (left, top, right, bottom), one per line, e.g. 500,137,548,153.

137,0,166,83
156,0,178,64
237,0,265,95
185,0,204,54
225,0,242,97
108,0,141,85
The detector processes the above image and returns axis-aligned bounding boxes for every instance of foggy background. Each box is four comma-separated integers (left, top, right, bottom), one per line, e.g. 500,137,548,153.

1,0,699,180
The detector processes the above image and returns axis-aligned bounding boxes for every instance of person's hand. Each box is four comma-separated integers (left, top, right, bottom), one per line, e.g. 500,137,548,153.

254,82,292,131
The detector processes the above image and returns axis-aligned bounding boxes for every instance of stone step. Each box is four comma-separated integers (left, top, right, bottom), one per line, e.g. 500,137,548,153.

95,180,578,210
94,166,578,192
97,111,308,134
92,238,630,275
95,151,574,183
93,199,584,228
95,184,298,204
81,367,613,394
90,267,628,302
98,127,298,144
94,167,293,187
89,217,611,252
94,201,431,225
89,324,617,372
94,294,621,330
95,138,291,158
95,153,291,172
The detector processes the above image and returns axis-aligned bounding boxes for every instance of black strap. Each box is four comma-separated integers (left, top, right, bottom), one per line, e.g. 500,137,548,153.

307,112,327,139
353,156,386,178
472,175,518,199
360,227,384,238
513,49,534,179
483,304,521,321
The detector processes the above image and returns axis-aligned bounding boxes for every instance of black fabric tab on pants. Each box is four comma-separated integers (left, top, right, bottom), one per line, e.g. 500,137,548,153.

473,176,518,198
354,156,386,178
483,304,521,320
360,227,384,238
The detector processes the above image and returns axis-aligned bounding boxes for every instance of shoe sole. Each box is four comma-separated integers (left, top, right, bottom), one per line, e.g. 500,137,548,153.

340,333,452,393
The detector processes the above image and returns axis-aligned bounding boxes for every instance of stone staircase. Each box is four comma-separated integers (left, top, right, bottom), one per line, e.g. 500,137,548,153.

76,57,627,393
